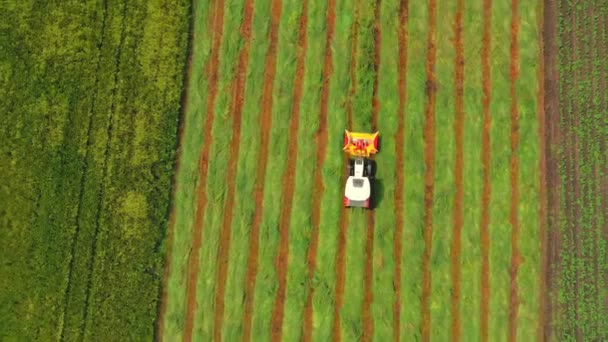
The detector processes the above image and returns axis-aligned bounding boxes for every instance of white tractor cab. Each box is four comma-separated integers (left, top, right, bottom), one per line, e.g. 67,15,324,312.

343,158,375,208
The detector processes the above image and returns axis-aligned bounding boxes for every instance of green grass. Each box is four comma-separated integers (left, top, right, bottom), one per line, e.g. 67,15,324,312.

0,0,189,340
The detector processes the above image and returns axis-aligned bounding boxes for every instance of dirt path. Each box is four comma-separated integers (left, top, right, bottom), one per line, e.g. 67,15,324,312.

393,1,409,341
303,0,335,340
450,0,465,339
156,1,199,339
211,0,255,340
541,0,560,339
508,1,520,340
420,0,437,339
361,1,382,341
479,0,492,340
271,2,309,341
182,0,224,340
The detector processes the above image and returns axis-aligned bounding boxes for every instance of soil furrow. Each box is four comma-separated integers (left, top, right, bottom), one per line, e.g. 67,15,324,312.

304,0,335,340
211,0,255,340
420,0,438,339
182,0,225,339
156,1,198,339
450,0,464,339
59,1,109,340
362,1,381,341
479,0,492,340
507,1,520,340
272,2,309,341
82,4,129,337
393,1,408,341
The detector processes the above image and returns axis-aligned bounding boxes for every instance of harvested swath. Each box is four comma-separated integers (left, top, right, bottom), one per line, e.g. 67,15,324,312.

479,0,492,340
156,1,198,339
393,1,409,341
182,0,225,339
450,0,465,339
304,0,336,340
212,0,255,340
507,0,520,340
541,0,560,338
362,1,381,341
420,0,438,339
273,0,311,340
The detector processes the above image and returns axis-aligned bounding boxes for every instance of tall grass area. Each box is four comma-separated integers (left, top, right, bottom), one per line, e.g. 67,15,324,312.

400,0,428,338
487,0,513,338
1,0,189,340
460,0,483,339
372,0,399,340
159,0,241,339
281,1,328,340
515,0,540,339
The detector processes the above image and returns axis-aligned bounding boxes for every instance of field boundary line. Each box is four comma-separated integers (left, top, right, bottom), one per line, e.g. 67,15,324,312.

419,0,438,339
393,0,409,341
362,1,382,340
58,1,109,340
479,0,492,340
450,0,465,339
81,3,129,338
508,0,521,340
211,0,256,339
156,0,197,339
303,0,336,340
182,0,225,339
332,1,358,340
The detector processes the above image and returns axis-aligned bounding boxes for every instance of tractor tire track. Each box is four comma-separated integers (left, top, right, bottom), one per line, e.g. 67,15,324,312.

239,0,283,339
270,1,309,341
362,1,382,341
332,2,357,341
81,3,129,338
303,0,335,340
393,1,408,341
182,0,225,339
59,1,109,340
156,1,198,339
211,0,256,340
479,0,492,340
420,0,437,339
507,1,520,340
450,0,465,339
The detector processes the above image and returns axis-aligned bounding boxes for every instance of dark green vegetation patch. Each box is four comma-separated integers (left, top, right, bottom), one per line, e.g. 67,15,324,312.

0,0,189,340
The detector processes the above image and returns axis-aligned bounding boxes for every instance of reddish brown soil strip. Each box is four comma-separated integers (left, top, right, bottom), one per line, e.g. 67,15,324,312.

303,0,336,341
479,0,492,340
541,0,560,338
420,0,437,339
182,0,224,341
393,1,408,341
212,0,255,340
450,0,465,340
331,2,357,340
507,1,520,340
536,0,548,340
362,2,382,341
156,2,200,338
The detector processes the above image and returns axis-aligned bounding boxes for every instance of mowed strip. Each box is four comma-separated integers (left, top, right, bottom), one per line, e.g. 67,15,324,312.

182,0,226,339
210,0,255,339
393,0,409,340
450,0,465,339
420,0,438,339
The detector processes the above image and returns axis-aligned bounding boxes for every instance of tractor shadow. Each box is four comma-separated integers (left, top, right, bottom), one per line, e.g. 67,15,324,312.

371,177,384,210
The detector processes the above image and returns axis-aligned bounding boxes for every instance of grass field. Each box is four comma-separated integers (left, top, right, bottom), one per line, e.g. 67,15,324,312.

1,0,606,341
